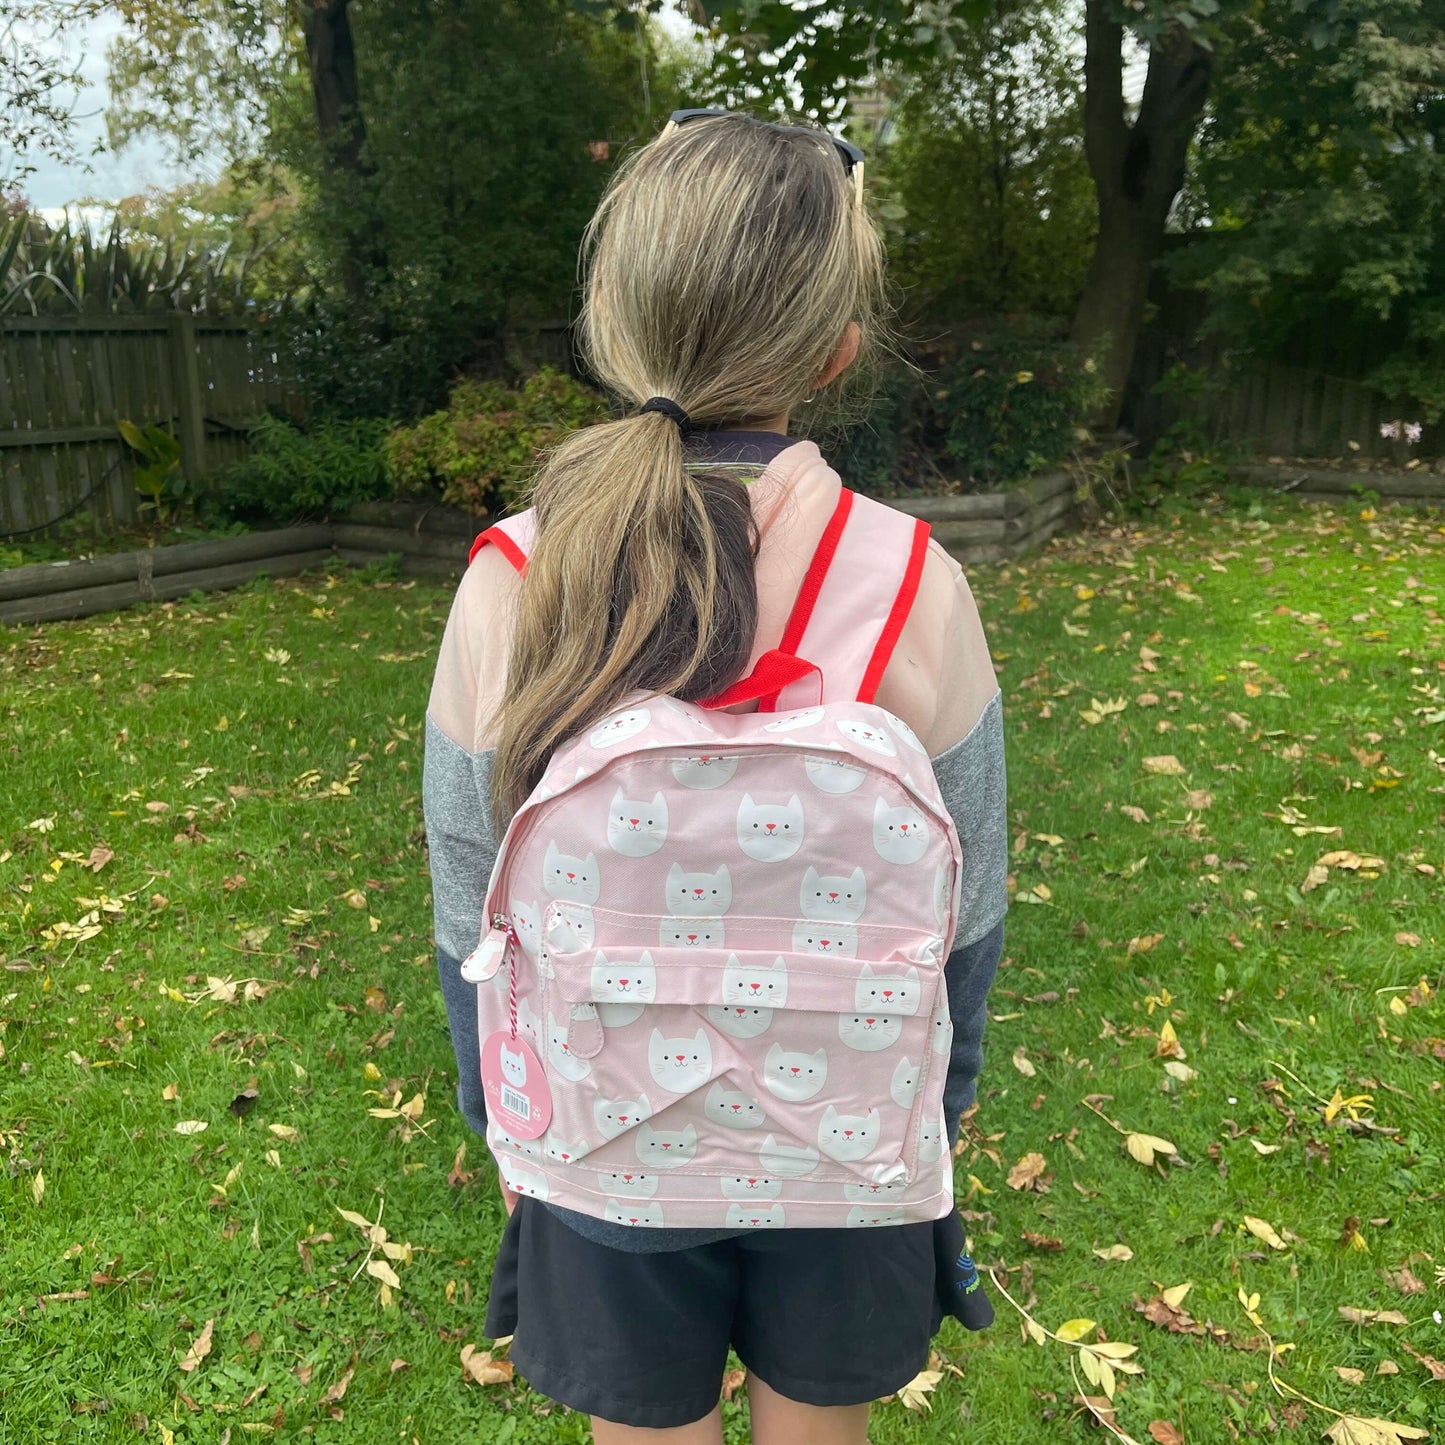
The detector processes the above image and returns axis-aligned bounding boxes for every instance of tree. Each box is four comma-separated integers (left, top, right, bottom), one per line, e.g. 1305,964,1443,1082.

0,0,104,187
693,0,1220,425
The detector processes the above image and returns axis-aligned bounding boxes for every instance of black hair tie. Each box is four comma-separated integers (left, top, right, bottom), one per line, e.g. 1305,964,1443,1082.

637,396,694,434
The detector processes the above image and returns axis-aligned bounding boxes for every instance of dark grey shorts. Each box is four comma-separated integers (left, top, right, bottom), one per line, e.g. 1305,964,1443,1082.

484,1198,943,1428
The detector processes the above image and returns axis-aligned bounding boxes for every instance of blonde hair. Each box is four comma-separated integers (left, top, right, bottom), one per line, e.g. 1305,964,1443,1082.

492,114,888,821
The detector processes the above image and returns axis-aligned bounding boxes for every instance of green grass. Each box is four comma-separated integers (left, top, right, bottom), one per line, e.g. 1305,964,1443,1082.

2,491,1443,1443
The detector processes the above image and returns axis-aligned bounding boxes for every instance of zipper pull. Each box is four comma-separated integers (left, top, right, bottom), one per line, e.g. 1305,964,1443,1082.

460,916,515,983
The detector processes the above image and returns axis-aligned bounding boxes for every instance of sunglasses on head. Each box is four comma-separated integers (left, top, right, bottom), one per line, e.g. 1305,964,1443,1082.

663,108,865,207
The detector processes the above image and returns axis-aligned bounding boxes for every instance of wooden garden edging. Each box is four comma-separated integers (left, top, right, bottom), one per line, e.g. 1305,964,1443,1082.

0,475,1080,626
891,470,1077,563
1229,463,1445,507
0,499,482,626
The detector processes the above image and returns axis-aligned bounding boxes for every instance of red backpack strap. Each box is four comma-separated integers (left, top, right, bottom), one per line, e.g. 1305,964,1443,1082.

468,511,536,572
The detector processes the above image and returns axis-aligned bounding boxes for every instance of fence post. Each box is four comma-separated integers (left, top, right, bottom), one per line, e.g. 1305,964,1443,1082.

168,313,207,481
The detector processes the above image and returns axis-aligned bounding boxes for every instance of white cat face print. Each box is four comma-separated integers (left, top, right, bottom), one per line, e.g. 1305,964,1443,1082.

721,954,788,1007
605,789,668,857
589,708,650,748
791,921,859,957
736,794,804,861
725,1203,786,1227
596,1002,645,1028
843,1178,907,1202
836,718,896,756
918,1114,947,1162
800,866,867,923
546,1014,593,1081
510,898,541,949
872,798,929,865
598,1169,658,1198
542,841,601,903
666,863,732,916
763,1044,828,1101
659,918,725,948
705,1082,766,1130
854,963,922,1016
542,1130,586,1167
593,1093,653,1139
846,1206,904,1227
803,754,868,793
499,1043,528,1087
883,711,927,754
636,1121,698,1169
890,1056,920,1109
546,900,595,954
671,753,738,789
589,950,657,1005
721,1173,782,1200
647,1028,713,1093
758,1134,820,1177
500,1160,549,1201
605,1198,664,1226
818,1105,880,1162
706,1003,773,1039
838,1011,903,1052
761,707,824,733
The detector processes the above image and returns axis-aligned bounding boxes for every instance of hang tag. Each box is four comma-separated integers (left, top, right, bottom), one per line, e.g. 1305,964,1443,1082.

459,928,508,983
480,1032,551,1139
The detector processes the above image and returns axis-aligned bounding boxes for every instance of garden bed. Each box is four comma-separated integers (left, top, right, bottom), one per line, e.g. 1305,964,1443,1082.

891,470,1077,563
1229,462,1445,507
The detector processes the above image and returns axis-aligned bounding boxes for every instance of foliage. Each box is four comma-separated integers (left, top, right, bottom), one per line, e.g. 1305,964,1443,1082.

1168,0,1445,419
218,413,393,523
385,368,609,516
118,420,186,523
0,212,279,316
827,326,1108,494
874,0,1094,322
110,1,687,419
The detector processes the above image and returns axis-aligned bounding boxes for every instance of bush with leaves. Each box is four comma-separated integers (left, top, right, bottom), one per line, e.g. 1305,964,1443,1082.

385,369,608,516
218,414,393,524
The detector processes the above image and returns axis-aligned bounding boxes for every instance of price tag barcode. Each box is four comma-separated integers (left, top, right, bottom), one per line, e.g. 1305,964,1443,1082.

502,1085,530,1120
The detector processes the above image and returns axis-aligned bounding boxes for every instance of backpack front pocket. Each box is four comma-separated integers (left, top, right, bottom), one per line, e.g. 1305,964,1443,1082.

539,902,949,1191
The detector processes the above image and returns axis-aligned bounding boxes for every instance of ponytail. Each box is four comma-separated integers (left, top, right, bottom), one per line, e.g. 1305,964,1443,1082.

490,413,757,822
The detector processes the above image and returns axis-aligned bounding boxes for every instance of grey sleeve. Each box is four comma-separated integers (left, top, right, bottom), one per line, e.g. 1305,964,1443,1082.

932,691,1008,1129
424,716,500,1135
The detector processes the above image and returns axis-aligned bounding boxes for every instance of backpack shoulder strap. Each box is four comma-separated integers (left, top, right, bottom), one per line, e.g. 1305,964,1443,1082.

767,489,930,710
468,510,536,572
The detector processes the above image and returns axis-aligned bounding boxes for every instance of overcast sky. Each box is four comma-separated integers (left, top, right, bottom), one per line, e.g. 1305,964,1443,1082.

20,10,197,217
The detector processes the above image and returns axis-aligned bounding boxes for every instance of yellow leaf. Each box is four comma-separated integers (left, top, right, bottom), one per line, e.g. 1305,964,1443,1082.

1128,932,1165,956
1242,1215,1288,1250
174,1120,208,1136
1249,1139,1281,1155
1025,1318,1047,1346
268,1123,298,1140
178,1318,214,1372
460,1344,515,1386
1164,1061,1198,1083
1011,1046,1037,1078
337,1208,373,1230
1056,1318,1097,1343
366,1257,402,1289
31,1169,44,1205
1125,1132,1176,1166
1323,1416,1429,1444
159,1426,175,1445
1142,755,1186,775
1093,1244,1134,1262
1033,833,1064,846
895,1368,944,1412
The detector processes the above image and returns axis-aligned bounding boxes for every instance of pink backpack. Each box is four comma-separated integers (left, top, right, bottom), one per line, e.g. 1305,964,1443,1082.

459,490,963,1229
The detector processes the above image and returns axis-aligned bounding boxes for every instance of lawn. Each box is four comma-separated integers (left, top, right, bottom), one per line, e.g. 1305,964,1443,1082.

2,492,1442,1444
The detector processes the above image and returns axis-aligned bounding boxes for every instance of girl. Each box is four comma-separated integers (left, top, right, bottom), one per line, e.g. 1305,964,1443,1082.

425,111,1006,1444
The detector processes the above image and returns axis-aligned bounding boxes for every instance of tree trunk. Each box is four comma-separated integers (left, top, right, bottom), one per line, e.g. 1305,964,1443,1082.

1072,0,1212,428
300,0,387,303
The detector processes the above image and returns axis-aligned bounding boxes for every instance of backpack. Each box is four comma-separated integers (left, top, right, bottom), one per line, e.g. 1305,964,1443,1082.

458,487,963,1229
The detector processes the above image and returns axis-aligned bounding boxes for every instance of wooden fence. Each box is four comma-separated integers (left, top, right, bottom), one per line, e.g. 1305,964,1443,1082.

0,316,295,540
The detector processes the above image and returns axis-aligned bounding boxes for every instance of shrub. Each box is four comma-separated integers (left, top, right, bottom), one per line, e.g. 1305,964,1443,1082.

935,328,1109,488
385,368,608,515
219,415,394,524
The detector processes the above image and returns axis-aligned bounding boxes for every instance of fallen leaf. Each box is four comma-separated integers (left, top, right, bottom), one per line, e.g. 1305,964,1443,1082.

1161,1282,1193,1309
366,1258,401,1289
1125,1132,1177,1167
322,1366,354,1404
343,889,367,909
1055,1318,1097,1343
1006,1152,1050,1192
162,1083,180,1102
1121,804,1151,824
1074,1394,1121,1433
1401,1343,1445,1381
896,1368,944,1412
720,1367,747,1403
1336,1367,1366,1385
1338,1307,1411,1327
1149,1423,1186,1445
31,1170,44,1205
268,1124,298,1140
1156,1019,1184,1059
87,845,113,872
178,1318,214,1373
229,1088,259,1118
1377,1361,1401,1376
1012,1046,1037,1078
1128,932,1165,956
173,1120,208,1136
1022,1231,1065,1252
1093,1244,1134,1262
1164,1061,1198,1083
1386,1267,1426,1295
1249,1139,1281,1155
1185,789,1213,810
1243,1216,1288,1251
1301,863,1330,893
460,1344,514,1386
1322,1416,1428,1444
1394,932,1421,948
1142,755,1186,776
